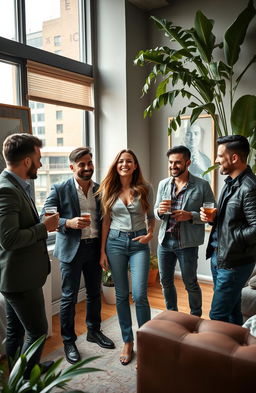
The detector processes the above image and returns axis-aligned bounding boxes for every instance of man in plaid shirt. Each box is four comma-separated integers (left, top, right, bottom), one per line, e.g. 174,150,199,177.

154,145,215,316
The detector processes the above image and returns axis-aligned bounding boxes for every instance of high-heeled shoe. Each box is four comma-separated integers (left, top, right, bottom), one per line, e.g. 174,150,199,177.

119,342,134,366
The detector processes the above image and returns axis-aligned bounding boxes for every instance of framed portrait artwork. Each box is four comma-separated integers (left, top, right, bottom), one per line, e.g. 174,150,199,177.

0,103,32,172
168,114,216,231
168,114,216,194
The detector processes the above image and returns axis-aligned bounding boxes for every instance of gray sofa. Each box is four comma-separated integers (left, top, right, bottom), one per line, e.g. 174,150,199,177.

241,266,256,322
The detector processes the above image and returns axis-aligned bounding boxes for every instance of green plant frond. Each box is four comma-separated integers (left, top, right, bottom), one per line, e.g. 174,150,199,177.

235,54,256,86
249,133,256,150
194,10,215,48
224,0,256,66
189,29,213,63
202,164,219,177
8,355,28,389
42,358,64,381
209,61,231,80
29,364,42,385
190,104,215,125
216,79,226,96
151,16,195,52
231,95,256,136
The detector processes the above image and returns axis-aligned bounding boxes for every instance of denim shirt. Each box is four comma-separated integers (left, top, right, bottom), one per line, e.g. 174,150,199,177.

110,184,154,231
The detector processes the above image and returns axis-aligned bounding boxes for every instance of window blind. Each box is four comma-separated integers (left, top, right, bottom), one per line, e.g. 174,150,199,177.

26,60,94,111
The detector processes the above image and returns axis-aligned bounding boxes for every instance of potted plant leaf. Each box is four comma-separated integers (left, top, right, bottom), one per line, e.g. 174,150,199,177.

148,254,159,287
102,270,116,305
0,335,102,393
134,0,256,168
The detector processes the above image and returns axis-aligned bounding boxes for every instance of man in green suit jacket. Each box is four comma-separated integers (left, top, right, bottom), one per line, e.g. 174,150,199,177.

0,133,59,373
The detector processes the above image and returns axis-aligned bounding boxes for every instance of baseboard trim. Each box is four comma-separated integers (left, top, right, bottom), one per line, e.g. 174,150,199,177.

52,287,87,316
175,271,213,284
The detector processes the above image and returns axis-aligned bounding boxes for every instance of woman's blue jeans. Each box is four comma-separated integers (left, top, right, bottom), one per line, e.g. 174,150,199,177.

106,229,151,342
210,251,255,325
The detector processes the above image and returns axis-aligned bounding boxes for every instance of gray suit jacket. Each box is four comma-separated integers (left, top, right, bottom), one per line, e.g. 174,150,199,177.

42,178,101,263
154,173,216,248
0,171,49,292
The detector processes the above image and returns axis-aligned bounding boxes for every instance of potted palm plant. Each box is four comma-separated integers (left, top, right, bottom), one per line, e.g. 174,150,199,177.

134,0,256,167
102,270,116,305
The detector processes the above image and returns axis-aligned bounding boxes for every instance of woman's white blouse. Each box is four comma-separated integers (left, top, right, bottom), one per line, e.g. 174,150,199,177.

109,184,154,231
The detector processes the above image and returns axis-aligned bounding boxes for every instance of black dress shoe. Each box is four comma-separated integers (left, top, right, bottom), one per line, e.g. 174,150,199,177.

40,360,54,374
87,330,115,349
64,343,81,364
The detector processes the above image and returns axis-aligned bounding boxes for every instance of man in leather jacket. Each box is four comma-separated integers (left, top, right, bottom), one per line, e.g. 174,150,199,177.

201,135,256,325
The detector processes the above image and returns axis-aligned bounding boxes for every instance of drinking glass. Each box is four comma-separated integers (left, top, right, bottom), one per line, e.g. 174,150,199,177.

162,198,172,215
45,206,57,216
81,211,91,236
203,202,215,214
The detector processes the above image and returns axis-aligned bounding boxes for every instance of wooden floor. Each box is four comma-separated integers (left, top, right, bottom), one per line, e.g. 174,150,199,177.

43,277,213,357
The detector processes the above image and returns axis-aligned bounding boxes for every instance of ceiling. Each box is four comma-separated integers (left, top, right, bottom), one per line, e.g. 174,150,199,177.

128,0,172,11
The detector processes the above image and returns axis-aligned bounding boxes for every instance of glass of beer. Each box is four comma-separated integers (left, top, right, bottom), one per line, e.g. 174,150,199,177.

162,198,172,215
45,206,57,216
81,211,91,236
203,202,215,220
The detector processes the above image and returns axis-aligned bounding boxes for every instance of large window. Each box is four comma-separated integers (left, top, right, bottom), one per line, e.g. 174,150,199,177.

0,0,16,41
0,0,94,217
0,61,20,105
25,0,85,62
30,101,84,213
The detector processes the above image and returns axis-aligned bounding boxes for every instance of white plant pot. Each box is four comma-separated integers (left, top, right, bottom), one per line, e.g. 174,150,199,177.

102,285,116,304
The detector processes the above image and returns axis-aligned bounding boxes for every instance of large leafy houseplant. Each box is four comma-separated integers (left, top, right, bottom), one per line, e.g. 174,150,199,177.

0,336,102,393
134,0,256,166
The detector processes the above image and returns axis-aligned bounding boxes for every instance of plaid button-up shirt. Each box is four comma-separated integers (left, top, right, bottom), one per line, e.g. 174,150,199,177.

166,179,188,244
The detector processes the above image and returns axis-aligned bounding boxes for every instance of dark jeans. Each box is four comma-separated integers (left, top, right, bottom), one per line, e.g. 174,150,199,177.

2,287,48,374
157,236,202,316
210,251,255,325
60,239,102,343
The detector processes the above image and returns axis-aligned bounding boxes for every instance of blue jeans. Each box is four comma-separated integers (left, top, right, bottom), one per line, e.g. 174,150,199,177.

210,251,255,325
60,239,102,343
157,236,202,316
106,229,151,342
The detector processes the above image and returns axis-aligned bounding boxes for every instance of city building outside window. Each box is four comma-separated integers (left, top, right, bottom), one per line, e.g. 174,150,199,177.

57,137,64,146
37,113,45,122
54,35,61,47
56,124,63,134
37,126,45,135
56,110,63,120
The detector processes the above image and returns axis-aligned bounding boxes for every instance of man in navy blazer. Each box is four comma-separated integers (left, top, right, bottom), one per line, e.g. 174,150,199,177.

42,147,114,364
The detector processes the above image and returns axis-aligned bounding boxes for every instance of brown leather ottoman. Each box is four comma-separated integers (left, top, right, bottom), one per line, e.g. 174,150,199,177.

137,310,256,393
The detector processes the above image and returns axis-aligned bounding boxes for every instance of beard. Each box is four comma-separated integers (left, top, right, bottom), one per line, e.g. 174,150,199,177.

78,170,93,181
27,162,38,179
170,166,187,177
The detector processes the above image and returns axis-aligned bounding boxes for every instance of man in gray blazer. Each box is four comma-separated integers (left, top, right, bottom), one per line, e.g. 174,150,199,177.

0,133,59,373
42,147,114,364
154,145,215,317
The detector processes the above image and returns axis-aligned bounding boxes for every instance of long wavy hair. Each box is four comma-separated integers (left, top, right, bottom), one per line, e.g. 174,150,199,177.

97,149,150,216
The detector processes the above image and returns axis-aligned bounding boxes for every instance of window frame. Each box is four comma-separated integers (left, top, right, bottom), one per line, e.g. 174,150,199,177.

0,0,93,246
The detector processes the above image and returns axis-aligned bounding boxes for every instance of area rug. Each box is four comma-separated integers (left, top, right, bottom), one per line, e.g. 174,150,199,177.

45,306,162,393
